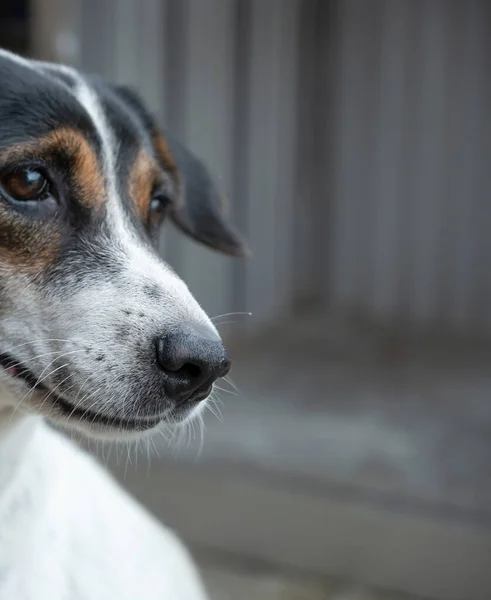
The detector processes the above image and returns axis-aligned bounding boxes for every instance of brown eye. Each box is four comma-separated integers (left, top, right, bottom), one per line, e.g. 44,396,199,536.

149,192,172,224
1,168,49,202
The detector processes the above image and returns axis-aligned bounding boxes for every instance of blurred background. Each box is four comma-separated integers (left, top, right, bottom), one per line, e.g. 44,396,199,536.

4,0,491,598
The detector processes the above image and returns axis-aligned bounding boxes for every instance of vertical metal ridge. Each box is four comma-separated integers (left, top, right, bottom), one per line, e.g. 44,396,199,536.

315,0,337,307
292,0,318,308
164,0,189,138
160,0,189,272
231,0,252,313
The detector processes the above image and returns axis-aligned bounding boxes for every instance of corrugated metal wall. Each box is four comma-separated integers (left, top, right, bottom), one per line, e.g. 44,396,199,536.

31,0,491,334
329,0,491,331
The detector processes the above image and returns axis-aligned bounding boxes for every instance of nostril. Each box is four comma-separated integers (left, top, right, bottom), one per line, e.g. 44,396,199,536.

155,340,197,378
155,338,207,382
170,362,202,380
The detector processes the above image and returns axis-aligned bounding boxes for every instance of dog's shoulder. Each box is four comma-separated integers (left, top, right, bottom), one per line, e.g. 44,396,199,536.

1,423,207,599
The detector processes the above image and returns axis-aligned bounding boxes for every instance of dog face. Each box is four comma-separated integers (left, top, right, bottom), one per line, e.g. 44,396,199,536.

0,50,246,438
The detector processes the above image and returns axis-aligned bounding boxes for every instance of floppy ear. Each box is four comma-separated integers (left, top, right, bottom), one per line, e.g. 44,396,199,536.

111,85,248,257
162,132,248,257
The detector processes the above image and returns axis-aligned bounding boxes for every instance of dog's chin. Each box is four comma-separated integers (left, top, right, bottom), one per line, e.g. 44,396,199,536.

37,394,203,441
51,413,163,442
42,394,205,441
48,404,163,441
0,354,205,441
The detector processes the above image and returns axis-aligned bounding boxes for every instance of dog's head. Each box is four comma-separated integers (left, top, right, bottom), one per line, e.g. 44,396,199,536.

0,50,246,438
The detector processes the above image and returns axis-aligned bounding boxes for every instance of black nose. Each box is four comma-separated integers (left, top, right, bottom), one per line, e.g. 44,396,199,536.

155,324,231,401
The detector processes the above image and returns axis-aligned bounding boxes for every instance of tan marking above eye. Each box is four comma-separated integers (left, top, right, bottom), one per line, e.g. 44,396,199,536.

153,134,178,179
128,148,161,222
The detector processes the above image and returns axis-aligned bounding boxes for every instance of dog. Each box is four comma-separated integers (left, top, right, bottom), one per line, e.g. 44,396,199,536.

0,48,246,599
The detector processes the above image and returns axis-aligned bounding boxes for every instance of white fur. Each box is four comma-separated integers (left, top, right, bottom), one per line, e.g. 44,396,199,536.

0,411,208,599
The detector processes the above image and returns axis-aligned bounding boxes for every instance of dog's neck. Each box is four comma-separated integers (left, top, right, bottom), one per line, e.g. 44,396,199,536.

0,401,41,495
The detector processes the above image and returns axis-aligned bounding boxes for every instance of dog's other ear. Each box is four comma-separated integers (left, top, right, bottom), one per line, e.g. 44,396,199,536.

161,132,248,257
111,85,248,257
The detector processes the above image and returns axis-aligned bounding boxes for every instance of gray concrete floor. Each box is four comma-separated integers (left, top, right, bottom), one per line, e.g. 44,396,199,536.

201,561,415,600
197,543,423,600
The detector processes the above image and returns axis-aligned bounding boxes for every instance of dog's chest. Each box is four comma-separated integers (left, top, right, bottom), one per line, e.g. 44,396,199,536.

0,421,207,600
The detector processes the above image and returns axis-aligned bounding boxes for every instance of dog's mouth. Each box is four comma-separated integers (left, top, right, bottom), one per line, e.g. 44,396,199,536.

0,352,42,390
0,353,162,432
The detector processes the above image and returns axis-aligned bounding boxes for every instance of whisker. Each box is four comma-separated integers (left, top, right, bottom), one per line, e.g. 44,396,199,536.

206,401,223,422
196,413,205,458
29,349,86,396
106,441,114,468
116,441,122,467
213,384,238,396
214,399,224,421
73,373,93,403
56,377,79,399
0,338,80,355
212,319,247,328
189,418,196,447
223,375,240,394
0,349,77,374
37,372,75,413
101,439,109,465
10,359,79,420
150,435,162,459
145,437,151,476
207,390,224,420
187,419,194,446
210,312,252,322
158,423,173,448
134,436,139,471
124,439,133,480
68,386,102,419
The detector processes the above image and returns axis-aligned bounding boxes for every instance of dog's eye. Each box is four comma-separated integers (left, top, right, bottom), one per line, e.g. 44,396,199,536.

149,192,172,223
1,168,49,202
